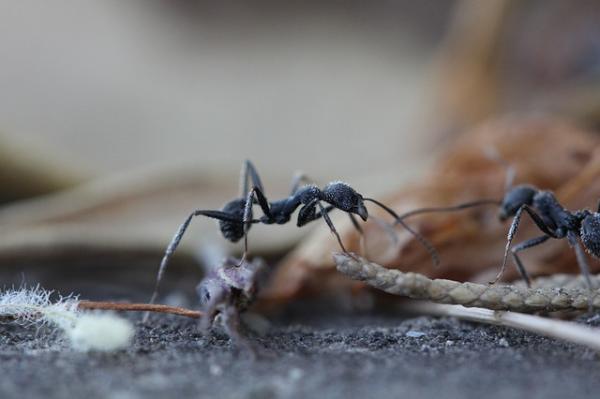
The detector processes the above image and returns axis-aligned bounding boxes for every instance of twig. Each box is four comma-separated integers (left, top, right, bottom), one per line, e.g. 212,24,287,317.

334,253,600,313
406,302,600,351
77,301,202,319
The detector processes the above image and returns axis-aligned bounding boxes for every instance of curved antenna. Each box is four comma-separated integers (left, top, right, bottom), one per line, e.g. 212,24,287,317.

484,146,515,191
395,199,501,221
364,198,440,267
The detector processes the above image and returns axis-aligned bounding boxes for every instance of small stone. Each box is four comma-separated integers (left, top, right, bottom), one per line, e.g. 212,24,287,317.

406,330,426,338
498,338,510,347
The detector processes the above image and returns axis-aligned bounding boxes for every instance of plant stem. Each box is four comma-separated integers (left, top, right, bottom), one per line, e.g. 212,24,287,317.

407,301,600,351
77,301,203,319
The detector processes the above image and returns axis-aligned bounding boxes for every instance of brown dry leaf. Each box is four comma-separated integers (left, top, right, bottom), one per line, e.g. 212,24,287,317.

262,117,600,303
0,133,82,204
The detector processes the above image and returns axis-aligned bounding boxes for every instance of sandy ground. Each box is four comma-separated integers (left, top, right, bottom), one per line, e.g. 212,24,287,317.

1,307,600,399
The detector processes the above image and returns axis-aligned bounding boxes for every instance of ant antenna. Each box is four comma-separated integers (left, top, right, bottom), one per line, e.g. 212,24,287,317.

484,146,515,191
364,198,440,267
395,199,501,221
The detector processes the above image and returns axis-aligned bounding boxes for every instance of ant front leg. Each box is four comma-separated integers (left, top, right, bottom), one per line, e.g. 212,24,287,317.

316,202,358,259
348,213,368,257
495,205,558,284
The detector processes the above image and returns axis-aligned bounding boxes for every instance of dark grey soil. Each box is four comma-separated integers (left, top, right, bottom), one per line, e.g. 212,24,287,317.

1,309,600,399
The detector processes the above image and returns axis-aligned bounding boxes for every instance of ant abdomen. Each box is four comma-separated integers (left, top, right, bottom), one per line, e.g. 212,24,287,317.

581,214,600,258
219,198,247,242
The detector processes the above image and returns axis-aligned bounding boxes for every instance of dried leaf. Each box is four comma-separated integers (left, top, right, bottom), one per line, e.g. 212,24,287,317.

263,117,600,303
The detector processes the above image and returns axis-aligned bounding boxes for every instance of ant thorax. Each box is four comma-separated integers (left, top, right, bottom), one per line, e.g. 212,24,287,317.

292,184,321,204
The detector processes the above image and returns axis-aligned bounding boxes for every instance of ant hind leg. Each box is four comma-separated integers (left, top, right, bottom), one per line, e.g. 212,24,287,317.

567,231,594,291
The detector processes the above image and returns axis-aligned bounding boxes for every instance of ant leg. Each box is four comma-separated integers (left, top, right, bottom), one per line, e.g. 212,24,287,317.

495,206,525,284
147,209,244,312
521,205,560,238
348,213,366,257
494,205,558,284
567,231,594,291
597,199,600,213
240,160,265,197
240,186,273,264
317,202,356,258
289,171,312,194
510,235,550,287
370,215,400,246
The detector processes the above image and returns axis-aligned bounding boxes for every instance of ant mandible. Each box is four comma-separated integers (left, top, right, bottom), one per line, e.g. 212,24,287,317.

149,160,438,304
395,153,600,289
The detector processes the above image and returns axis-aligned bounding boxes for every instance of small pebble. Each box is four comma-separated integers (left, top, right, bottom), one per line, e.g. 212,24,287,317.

498,338,510,347
406,331,426,338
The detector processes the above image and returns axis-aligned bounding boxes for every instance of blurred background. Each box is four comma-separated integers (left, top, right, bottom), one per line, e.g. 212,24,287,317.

0,1,454,185
0,0,599,297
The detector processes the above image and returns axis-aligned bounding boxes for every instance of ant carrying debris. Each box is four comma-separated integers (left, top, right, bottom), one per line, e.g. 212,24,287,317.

396,153,600,289
149,160,438,306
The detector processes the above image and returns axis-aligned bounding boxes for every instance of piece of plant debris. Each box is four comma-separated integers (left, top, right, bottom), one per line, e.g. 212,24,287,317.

334,253,600,313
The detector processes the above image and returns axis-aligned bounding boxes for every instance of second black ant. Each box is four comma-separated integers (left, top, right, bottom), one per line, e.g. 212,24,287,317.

396,154,600,289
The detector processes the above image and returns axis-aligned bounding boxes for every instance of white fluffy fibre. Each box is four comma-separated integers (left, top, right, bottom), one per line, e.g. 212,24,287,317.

0,286,134,352
0,285,79,328
66,313,135,352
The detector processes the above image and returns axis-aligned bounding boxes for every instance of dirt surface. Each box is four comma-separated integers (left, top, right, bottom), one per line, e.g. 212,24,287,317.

1,308,600,399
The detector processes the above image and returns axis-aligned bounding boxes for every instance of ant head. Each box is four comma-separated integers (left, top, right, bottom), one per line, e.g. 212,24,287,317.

581,213,600,259
499,184,537,221
322,181,368,221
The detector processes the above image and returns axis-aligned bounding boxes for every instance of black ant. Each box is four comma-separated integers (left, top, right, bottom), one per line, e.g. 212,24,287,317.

395,153,600,289
149,160,438,305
